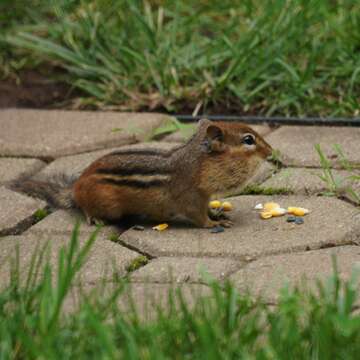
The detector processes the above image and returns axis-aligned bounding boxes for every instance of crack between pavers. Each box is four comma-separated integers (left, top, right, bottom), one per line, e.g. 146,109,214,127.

279,163,360,170
0,154,55,163
126,279,220,286
0,205,52,237
112,237,156,260
234,243,360,273
121,238,360,263
337,195,360,208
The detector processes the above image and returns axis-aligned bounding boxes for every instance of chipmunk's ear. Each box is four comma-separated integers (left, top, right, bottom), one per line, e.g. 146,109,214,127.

202,124,226,153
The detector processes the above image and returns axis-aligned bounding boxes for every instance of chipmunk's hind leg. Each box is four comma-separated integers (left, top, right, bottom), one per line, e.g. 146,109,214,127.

84,212,106,226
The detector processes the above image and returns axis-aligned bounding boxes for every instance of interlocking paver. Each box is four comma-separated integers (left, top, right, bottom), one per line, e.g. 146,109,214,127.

230,246,360,302
0,158,45,185
265,126,360,167
261,167,360,195
119,195,360,259
35,142,177,180
0,232,141,288
246,161,275,185
63,282,212,319
130,257,242,283
25,209,120,237
0,109,170,158
0,187,46,235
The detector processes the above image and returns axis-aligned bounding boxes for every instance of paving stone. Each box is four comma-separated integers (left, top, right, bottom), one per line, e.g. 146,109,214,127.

0,187,46,235
25,209,121,238
35,142,178,180
130,257,242,283
0,109,171,158
245,161,276,186
265,126,360,168
119,195,360,259
261,167,360,195
250,124,274,137
0,158,45,185
230,246,360,302
63,282,212,320
0,232,141,288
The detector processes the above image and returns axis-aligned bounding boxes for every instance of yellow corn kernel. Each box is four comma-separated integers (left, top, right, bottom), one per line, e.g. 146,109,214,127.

152,223,169,231
221,201,233,211
263,202,281,211
260,211,272,219
209,200,222,209
269,207,286,217
287,207,309,216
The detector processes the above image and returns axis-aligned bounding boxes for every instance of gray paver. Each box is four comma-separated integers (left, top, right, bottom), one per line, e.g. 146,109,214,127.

245,161,275,186
265,126,360,167
0,232,141,288
119,195,360,259
230,246,360,302
130,257,242,283
0,187,46,235
261,167,360,195
0,158,45,185
25,209,121,238
35,142,178,180
0,109,170,158
63,282,212,319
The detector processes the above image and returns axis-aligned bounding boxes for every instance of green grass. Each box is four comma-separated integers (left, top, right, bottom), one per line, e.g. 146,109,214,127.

2,0,360,115
1,225,360,358
33,208,49,222
315,144,360,205
240,184,292,196
126,255,149,272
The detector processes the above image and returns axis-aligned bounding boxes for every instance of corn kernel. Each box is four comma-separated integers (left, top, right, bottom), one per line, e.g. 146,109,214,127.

263,202,281,211
269,207,286,217
209,200,222,209
287,207,309,216
260,211,272,219
221,201,233,211
152,223,169,231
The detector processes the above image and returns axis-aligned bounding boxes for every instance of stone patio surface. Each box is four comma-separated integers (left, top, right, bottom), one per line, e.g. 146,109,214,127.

1,109,360,313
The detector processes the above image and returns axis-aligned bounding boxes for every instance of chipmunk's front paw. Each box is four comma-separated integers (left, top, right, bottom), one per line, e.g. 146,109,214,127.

203,218,233,228
219,219,234,228
208,208,230,221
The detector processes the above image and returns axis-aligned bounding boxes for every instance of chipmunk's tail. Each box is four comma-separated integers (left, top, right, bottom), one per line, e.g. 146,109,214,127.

10,174,77,209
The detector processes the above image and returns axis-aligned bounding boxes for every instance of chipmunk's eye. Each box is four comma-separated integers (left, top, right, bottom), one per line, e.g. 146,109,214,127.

242,134,256,146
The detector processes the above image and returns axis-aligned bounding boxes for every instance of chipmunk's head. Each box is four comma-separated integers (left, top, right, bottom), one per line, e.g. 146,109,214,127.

199,119,272,160
197,119,273,196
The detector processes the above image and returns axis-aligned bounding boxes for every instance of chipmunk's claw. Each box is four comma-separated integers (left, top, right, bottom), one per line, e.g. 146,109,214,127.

219,219,234,228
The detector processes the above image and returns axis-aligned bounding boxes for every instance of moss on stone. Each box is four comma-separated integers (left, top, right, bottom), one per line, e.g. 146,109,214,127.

126,256,149,272
240,184,292,195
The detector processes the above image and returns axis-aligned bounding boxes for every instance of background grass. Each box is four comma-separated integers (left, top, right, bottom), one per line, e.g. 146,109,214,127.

1,225,360,358
2,0,360,115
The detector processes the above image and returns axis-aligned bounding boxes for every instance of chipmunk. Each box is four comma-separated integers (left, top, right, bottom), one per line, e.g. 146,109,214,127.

12,119,272,228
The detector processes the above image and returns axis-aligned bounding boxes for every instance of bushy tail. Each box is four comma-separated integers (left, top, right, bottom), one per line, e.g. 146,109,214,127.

9,174,77,209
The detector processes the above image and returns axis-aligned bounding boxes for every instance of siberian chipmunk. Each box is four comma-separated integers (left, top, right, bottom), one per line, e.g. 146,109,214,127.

13,119,272,228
